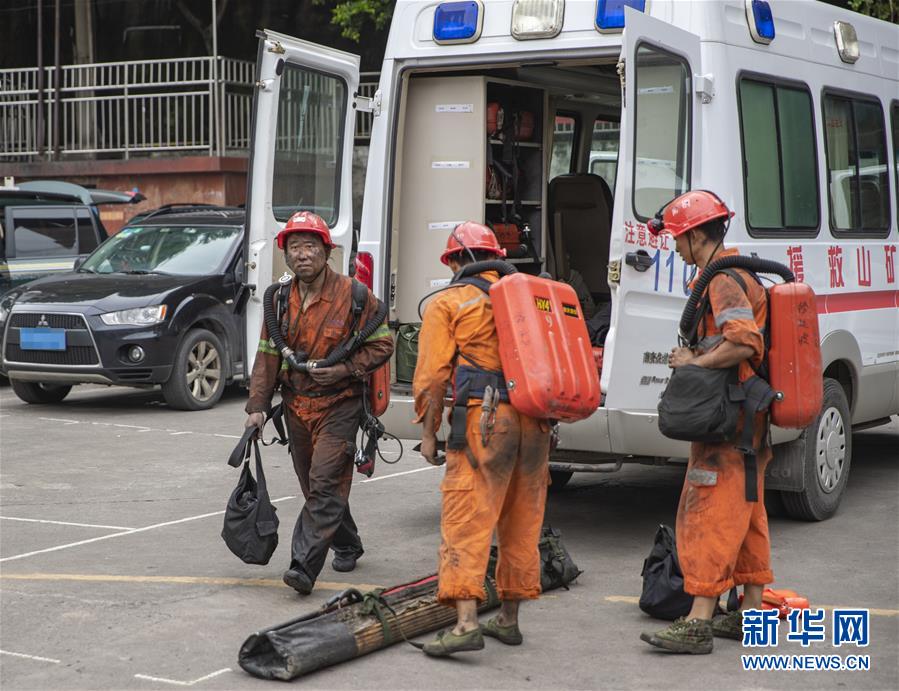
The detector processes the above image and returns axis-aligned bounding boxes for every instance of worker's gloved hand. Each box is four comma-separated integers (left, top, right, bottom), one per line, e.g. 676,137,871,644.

419,430,445,466
308,363,350,386
245,412,266,436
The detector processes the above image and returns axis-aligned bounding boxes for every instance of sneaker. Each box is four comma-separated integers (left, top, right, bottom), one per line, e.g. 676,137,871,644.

482,616,523,645
282,567,313,595
421,627,485,657
640,617,713,654
332,549,363,573
711,610,743,640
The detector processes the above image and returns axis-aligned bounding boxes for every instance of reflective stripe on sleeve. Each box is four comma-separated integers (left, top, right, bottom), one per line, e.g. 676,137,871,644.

714,307,754,327
364,323,391,342
257,339,280,355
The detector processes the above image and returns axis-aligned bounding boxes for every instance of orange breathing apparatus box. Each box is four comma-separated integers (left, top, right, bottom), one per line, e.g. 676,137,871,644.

367,362,390,418
767,282,822,429
490,273,601,422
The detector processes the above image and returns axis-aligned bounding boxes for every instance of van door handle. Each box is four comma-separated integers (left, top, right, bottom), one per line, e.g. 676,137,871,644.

625,250,653,272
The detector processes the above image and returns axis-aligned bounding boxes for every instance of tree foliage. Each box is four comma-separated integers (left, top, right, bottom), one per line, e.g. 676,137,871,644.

848,0,898,22
314,0,395,42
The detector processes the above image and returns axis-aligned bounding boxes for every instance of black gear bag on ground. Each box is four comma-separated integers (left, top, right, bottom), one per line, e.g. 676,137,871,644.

222,427,279,565
639,524,692,620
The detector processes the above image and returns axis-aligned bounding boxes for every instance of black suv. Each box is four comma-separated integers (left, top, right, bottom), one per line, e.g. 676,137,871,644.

0,207,249,410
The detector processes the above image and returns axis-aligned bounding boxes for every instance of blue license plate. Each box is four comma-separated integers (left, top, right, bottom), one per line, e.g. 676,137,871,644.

20,328,66,351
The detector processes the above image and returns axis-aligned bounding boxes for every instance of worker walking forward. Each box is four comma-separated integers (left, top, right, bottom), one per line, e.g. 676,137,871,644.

413,222,551,657
641,191,774,654
245,211,393,595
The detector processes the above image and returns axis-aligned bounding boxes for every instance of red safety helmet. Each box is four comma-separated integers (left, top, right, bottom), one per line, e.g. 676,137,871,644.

440,221,506,266
648,190,735,238
276,211,335,250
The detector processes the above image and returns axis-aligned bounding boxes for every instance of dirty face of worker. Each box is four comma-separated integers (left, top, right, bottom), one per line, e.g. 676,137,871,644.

673,230,696,266
285,232,328,283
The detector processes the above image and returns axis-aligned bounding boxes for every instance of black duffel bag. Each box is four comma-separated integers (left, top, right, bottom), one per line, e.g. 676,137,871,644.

639,524,692,620
221,428,279,565
657,364,742,443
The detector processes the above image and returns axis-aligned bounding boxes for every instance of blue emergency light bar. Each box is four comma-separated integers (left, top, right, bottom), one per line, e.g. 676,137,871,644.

595,0,646,32
746,0,775,44
433,1,483,44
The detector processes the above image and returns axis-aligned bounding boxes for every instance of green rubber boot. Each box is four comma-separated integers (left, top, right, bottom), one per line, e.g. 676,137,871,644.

640,617,713,654
421,627,485,657
711,610,744,640
482,616,523,645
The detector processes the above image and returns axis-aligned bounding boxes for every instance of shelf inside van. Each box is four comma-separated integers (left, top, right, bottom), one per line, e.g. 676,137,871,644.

486,199,541,206
507,256,543,264
489,139,541,149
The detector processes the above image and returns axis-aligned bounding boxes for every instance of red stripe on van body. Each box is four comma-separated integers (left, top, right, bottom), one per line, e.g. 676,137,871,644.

816,290,899,314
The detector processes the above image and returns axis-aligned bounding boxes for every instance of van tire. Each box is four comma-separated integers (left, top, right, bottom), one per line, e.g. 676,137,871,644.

780,378,851,522
162,329,226,411
549,470,573,492
10,380,72,404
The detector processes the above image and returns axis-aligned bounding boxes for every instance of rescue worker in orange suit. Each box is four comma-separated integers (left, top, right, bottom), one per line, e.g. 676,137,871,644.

244,211,393,595
640,191,773,654
413,222,551,657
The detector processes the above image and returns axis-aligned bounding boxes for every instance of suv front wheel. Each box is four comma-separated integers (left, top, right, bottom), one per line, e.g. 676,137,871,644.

10,380,72,404
162,328,226,411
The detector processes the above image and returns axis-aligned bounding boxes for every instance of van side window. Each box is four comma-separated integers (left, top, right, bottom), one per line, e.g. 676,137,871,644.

823,93,891,235
589,118,620,195
76,211,100,254
891,101,898,221
11,208,78,258
633,44,691,220
271,63,347,226
550,114,578,180
739,78,818,234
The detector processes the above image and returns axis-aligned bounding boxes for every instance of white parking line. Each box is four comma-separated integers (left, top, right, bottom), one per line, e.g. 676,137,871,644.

0,516,136,531
134,668,231,686
360,465,439,483
0,649,61,664
37,417,79,425
0,496,297,563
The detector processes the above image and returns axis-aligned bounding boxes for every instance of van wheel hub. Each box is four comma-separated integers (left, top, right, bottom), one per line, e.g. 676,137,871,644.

815,407,845,494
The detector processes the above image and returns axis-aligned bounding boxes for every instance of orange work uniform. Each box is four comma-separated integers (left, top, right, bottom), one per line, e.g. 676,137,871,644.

676,248,774,598
413,272,551,606
247,266,393,581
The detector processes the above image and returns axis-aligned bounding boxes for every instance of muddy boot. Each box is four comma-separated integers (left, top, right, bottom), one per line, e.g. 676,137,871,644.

640,617,713,654
482,616,523,645
421,628,485,657
711,610,743,640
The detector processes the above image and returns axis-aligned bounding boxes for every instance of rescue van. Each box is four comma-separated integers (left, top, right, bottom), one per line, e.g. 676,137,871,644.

244,0,899,521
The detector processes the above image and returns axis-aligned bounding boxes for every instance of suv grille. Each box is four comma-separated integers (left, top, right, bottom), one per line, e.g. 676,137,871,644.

9,313,87,330
4,312,99,366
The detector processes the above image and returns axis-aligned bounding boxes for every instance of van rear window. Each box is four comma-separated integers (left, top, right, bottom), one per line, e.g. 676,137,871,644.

632,43,691,220
823,93,891,235
271,63,347,227
11,208,78,258
738,78,818,234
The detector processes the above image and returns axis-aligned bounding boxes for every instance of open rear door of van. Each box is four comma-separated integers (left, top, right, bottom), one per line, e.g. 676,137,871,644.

243,30,360,378
603,7,702,455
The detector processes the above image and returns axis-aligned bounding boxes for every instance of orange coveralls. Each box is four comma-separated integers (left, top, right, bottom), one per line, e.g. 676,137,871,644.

676,248,774,598
247,266,393,580
413,272,551,606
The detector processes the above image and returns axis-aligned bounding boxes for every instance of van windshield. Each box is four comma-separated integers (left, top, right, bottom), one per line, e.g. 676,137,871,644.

80,225,240,275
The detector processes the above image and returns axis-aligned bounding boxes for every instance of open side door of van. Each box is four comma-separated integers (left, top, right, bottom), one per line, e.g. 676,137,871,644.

603,8,702,436
243,30,360,379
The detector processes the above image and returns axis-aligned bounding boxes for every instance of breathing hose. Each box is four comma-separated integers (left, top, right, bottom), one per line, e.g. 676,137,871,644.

453,259,518,280
679,255,795,344
262,281,389,372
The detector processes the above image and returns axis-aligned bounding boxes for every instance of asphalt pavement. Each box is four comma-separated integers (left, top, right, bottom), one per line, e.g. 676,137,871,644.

1,384,897,690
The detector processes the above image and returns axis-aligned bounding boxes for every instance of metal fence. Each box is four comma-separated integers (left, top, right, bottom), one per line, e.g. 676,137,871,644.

0,58,382,161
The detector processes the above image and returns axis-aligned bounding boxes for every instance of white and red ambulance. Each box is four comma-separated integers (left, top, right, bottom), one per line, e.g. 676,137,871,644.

245,0,899,520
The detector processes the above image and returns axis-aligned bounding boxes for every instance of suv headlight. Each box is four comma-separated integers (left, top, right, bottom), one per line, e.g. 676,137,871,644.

100,305,168,326
0,293,17,325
